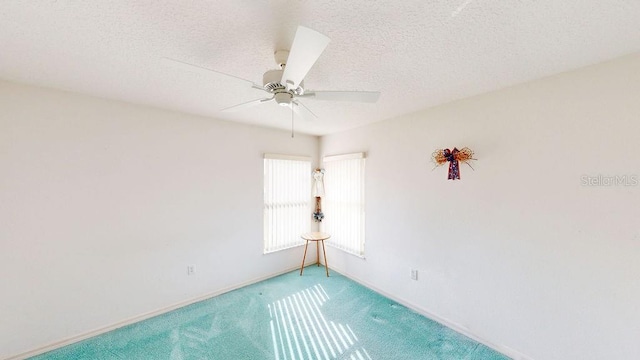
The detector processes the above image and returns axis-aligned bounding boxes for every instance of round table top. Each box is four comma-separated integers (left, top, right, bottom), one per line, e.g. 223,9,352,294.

301,232,331,241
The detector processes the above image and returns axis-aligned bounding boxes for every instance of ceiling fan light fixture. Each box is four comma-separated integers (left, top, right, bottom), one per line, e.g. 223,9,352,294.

274,92,292,106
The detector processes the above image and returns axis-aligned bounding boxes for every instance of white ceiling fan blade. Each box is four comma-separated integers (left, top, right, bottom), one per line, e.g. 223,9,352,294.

300,91,380,103
161,57,264,91
221,97,273,112
281,26,330,91
291,100,317,121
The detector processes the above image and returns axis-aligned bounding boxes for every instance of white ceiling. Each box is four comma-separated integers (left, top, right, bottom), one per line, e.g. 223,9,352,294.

1,1,639,136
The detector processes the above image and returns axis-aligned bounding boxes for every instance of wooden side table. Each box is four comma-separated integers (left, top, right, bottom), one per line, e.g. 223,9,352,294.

300,232,331,277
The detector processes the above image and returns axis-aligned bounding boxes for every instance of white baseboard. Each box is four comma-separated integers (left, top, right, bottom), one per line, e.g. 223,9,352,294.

5,263,313,360
327,264,534,360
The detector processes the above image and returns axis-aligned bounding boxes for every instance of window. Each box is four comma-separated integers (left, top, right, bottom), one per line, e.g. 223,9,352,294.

322,153,366,257
264,154,311,253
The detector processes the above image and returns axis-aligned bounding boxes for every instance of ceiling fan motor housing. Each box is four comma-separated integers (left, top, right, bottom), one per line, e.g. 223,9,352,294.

263,69,304,95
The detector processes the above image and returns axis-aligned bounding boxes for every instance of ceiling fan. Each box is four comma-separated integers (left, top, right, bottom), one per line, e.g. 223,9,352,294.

163,26,380,123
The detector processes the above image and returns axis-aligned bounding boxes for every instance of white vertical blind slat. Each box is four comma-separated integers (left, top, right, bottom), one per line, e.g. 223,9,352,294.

323,156,365,257
264,158,311,253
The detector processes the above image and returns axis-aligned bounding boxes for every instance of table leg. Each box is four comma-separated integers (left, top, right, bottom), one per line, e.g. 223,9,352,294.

321,240,329,277
300,240,309,276
316,241,320,266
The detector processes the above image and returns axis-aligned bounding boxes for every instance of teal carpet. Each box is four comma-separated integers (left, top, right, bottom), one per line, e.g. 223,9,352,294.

30,266,510,360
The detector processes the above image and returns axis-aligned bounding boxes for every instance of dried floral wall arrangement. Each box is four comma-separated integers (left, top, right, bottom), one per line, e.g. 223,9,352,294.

313,197,324,222
432,147,476,180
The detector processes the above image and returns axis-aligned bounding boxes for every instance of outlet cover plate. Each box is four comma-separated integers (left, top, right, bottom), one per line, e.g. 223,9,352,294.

187,265,196,275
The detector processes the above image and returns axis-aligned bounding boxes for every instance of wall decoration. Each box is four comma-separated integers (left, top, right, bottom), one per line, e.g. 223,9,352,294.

313,168,325,197
313,196,324,222
432,147,476,180
313,168,325,221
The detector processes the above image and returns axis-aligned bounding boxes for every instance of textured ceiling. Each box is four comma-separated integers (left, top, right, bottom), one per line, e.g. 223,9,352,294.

1,1,639,135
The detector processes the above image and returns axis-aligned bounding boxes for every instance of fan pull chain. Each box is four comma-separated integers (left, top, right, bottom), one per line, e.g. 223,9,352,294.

291,104,295,138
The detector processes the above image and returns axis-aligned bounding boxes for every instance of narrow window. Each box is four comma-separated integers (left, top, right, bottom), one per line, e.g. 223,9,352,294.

322,153,366,257
264,154,311,253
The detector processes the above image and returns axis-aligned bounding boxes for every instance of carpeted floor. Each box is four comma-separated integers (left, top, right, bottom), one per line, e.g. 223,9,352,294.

30,266,510,359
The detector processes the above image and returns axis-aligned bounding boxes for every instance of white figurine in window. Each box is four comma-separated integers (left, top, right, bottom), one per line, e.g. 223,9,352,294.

313,168,325,198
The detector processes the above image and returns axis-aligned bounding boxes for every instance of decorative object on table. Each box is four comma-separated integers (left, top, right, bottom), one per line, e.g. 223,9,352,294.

432,147,476,180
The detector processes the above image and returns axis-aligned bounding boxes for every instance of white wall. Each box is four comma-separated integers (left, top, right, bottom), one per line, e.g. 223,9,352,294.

0,81,319,359
320,53,640,360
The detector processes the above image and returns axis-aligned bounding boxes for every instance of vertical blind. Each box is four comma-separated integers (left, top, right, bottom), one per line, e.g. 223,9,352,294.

264,154,311,253
322,153,366,257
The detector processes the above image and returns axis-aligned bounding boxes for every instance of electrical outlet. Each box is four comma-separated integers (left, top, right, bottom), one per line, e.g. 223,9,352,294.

410,269,418,280
187,265,196,276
